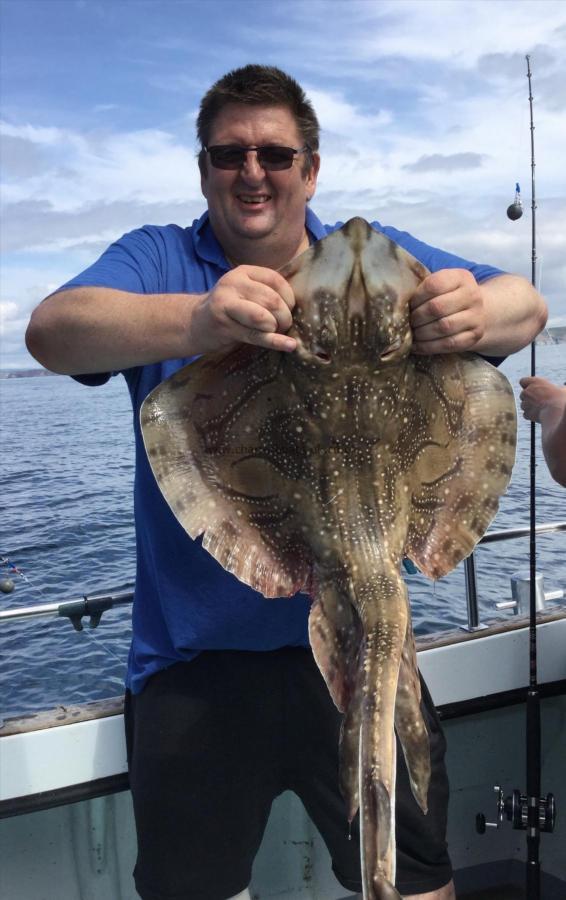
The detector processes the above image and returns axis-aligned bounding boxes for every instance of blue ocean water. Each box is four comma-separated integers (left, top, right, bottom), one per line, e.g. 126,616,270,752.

1,344,564,719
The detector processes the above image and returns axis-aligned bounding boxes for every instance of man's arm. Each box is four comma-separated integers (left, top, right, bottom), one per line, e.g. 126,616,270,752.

25,267,297,375
409,271,547,356
520,376,566,488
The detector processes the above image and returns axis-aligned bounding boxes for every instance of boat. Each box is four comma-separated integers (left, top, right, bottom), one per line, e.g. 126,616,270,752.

1,521,565,899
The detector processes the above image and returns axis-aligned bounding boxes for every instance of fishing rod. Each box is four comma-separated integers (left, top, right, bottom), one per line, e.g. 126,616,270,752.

476,55,556,899
0,589,133,631
525,52,543,899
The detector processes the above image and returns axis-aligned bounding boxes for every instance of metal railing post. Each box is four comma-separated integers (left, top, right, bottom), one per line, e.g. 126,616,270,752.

464,552,485,631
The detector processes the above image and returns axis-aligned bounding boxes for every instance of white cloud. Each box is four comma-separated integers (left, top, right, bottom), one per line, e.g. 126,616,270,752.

0,301,20,334
2,0,565,368
1,122,201,213
403,153,486,173
305,86,392,138
351,0,566,67
0,121,71,146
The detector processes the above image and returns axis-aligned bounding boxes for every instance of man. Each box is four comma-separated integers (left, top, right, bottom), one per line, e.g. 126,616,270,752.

520,376,566,486
26,65,547,900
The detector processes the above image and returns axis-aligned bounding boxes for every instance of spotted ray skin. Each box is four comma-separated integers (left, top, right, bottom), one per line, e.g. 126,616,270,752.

140,218,517,899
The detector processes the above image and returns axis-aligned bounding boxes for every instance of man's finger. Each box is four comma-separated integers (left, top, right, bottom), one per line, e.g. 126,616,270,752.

412,329,479,355
410,292,469,328
226,294,293,335
238,265,296,310
223,314,296,352
411,270,463,307
251,332,297,352
412,310,477,343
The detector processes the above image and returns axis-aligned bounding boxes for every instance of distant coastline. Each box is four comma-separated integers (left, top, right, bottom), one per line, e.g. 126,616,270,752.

539,325,566,345
2,325,564,379
0,369,61,379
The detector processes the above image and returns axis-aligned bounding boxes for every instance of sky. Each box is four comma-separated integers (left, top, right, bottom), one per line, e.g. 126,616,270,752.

1,0,565,369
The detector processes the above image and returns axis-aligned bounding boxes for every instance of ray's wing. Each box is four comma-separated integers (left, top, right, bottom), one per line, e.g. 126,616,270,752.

404,353,517,579
140,345,313,597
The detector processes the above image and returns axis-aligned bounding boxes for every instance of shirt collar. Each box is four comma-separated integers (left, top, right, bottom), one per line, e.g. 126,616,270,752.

192,211,231,270
305,206,327,241
192,207,327,268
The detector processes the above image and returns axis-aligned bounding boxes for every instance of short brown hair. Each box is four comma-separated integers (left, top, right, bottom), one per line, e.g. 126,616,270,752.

197,64,320,174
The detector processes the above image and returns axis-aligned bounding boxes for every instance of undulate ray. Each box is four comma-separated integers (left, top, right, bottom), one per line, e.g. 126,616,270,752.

140,218,517,900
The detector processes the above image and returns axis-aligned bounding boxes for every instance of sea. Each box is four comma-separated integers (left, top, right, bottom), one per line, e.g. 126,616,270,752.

1,344,564,721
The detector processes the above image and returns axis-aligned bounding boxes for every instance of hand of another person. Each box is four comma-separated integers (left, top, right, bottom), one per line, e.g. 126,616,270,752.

519,376,566,423
409,268,487,354
520,376,566,487
189,266,297,354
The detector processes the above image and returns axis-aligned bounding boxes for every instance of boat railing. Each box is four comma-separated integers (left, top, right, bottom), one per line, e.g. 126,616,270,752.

1,521,565,631
0,589,134,630
464,521,566,631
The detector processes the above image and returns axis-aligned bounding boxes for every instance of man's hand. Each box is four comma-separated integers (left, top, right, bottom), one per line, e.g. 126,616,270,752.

189,266,297,354
519,376,566,424
409,268,486,354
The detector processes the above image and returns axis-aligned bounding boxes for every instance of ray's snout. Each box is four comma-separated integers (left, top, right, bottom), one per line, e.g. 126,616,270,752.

282,218,420,368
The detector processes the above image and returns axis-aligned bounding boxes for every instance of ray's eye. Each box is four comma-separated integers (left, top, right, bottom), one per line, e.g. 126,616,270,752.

312,343,331,363
380,338,402,361
310,323,335,363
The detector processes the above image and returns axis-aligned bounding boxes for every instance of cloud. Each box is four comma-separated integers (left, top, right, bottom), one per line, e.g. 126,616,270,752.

92,103,120,114
349,0,566,68
2,0,565,368
0,259,98,369
1,134,46,178
478,47,556,80
0,121,70,146
1,198,200,255
1,121,201,214
403,153,485,173
305,86,392,139
0,301,20,335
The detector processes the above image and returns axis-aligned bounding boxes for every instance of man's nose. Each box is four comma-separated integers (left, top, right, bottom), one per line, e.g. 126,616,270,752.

240,149,266,180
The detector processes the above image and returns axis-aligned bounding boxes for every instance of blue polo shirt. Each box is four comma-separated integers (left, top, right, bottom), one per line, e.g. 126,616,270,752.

60,209,503,693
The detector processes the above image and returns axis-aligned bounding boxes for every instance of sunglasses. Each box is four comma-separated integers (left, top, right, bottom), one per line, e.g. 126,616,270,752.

205,144,311,171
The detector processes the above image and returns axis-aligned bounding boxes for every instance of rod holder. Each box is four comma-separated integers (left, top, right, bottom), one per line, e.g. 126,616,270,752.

495,572,565,615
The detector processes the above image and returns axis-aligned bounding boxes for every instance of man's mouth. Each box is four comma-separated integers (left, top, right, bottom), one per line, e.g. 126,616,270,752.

237,194,271,205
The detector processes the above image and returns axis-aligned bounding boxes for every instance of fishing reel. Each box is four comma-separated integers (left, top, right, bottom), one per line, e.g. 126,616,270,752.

476,785,556,834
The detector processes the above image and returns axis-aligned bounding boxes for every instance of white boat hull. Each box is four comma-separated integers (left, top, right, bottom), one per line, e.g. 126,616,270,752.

2,612,566,899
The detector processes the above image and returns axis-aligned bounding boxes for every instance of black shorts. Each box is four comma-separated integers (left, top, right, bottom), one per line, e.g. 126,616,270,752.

125,648,452,900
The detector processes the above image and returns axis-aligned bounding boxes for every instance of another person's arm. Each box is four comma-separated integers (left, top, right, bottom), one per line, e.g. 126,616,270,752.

25,267,297,375
519,376,566,487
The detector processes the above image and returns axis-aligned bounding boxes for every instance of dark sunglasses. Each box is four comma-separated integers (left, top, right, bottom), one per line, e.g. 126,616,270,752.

205,144,311,171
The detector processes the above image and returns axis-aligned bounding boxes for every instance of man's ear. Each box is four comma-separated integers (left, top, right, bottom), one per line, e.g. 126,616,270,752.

305,152,321,200
199,150,208,198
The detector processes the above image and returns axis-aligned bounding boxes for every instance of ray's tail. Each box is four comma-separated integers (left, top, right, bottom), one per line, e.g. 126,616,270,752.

354,575,409,900
358,627,404,899
394,606,431,815
309,573,430,900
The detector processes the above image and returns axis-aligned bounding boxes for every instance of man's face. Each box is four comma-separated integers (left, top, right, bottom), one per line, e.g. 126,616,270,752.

201,103,319,266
